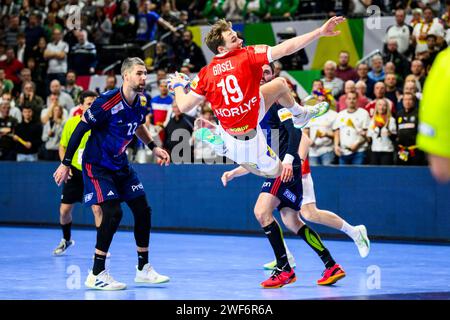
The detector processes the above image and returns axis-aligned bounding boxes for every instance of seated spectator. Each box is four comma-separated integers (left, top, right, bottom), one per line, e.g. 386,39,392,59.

62,71,83,103
368,54,385,83
0,100,18,160
164,101,195,163
41,103,64,161
151,79,173,143
416,34,441,71
363,82,395,117
14,106,42,162
367,99,397,165
356,62,376,99
395,92,426,165
174,30,207,72
46,79,75,113
69,30,97,75
16,81,44,123
383,38,410,78
409,59,426,92
104,74,118,92
148,42,175,73
0,47,24,88
41,94,68,125
0,68,14,95
92,6,113,46
321,60,344,100
396,79,420,115
1,92,22,123
355,80,371,106
333,91,370,165
304,104,337,166
335,51,358,82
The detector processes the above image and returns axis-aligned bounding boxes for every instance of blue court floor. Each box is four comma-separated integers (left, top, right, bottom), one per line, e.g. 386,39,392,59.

1,226,450,300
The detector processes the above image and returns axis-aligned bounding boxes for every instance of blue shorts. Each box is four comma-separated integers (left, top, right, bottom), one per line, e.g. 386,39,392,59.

82,162,146,206
261,167,303,211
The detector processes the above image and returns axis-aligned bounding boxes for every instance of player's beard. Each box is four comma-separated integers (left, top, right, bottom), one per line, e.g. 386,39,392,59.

132,82,145,93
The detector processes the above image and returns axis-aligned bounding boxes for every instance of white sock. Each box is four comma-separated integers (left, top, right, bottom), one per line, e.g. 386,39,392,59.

287,102,305,116
340,221,359,240
283,240,291,255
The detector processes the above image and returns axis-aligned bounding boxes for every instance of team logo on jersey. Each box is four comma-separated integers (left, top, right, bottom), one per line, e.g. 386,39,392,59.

190,76,199,90
140,95,147,107
277,108,293,122
254,45,267,54
111,103,124,115
283,189,297,203
262,181,272,188
229,125,249,133
267,146,277,160
84,193,93,203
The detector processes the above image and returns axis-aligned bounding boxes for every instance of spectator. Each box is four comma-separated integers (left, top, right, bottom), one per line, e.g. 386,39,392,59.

355,80,371,106
1,92,22,123
384,8,413,56
333,91,370,165
46,80,75,113
0,0,20,16
397,80,420,113
0,47,24,87
16,33,31,64
0,100,18,160
395,92,426,165
442,0,450,30
384,73,401,108
164,101,195,163
309,79,337,111
265,0,299,20
69,30,97,76
410,8,424,29
14,106,42,161
104,74,118,92
347,0,372,15
41,103,64,161
367,99,397,165
412,6,445,55
356,62,376,99
417,34,441,71
335,51,358,82
410,59,426,92
25,12,45,49
304,105,338,166
203,0,226,21
277,27,309,71
174,30,207,72
160,0,182,25
149,41,175,72
46,0,65,22
321,60,344,99
151,79,173,143
383,38,410,78
136,0,177,43
103,0,118,21
17,81,44,123
0,68,14,95
4,16,22,48
43,12,63,42
62,71,83,104
363,82,395,117
112,1,137,44
337,80,370,112
92,6,113,46
193,107,222,163
417,0,441,15
368,54,385,83
41,93,68,125
242,0,268,20
44,28,69,87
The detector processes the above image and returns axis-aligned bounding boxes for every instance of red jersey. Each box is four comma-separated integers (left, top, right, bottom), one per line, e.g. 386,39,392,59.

190,45,271,134
302,158,311,176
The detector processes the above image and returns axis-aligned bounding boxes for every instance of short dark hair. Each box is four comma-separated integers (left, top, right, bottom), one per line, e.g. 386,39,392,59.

79,90,98,105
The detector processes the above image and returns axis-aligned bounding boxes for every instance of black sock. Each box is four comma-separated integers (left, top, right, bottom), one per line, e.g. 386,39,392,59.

137,251,148,271
297,225,336,269
263,220,291,272
93,254,106,276
61,222,72,241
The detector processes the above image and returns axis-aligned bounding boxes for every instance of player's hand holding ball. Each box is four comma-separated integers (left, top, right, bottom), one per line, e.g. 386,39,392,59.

167,72,191,95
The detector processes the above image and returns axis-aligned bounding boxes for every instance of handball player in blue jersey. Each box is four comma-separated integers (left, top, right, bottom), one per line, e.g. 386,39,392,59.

54,57,171,290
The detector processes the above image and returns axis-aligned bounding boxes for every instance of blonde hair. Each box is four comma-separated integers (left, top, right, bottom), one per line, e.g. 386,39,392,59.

374,98,391,126
205,19,232,54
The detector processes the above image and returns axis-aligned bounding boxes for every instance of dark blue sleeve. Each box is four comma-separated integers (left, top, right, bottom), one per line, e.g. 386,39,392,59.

84,96,111,128
151,11,160,22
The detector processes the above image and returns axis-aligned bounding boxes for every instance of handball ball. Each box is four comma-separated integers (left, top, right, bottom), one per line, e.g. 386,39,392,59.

168,72,191,95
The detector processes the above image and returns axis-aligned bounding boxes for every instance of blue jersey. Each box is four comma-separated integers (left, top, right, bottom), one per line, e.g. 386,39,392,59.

136,11,160,41
83,88,150,170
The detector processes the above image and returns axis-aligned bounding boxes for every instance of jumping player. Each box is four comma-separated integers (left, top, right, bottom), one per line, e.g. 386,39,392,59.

169,16,345,178
53,90,99,255
221,64,346,288
53,58,171,290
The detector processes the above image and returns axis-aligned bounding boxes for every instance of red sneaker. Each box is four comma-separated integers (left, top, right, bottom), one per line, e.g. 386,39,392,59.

317,264,346,286
261,268,296,289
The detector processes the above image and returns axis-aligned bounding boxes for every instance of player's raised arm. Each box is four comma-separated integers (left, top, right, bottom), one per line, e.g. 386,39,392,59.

169,72,204,113
270,16,345,61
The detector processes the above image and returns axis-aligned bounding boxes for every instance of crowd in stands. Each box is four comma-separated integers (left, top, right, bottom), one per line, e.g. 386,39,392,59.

1,0,449,166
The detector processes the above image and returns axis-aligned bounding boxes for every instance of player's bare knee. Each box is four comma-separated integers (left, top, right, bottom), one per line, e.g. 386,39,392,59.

273,77,289,93
301,207,318,223
254,207,272,226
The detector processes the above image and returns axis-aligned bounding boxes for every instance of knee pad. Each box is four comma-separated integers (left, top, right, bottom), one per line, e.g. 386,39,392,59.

96,200,123,252
127,196,151,248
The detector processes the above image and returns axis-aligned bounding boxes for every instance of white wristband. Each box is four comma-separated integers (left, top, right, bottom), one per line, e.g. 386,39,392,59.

282,154,295,164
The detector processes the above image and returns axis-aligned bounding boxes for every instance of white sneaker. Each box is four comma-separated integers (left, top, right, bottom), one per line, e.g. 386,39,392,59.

85,270,127,290
53,239,75,255
263,252,297,270
135,263,170,284
292,102,329,129
353,225,370,258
